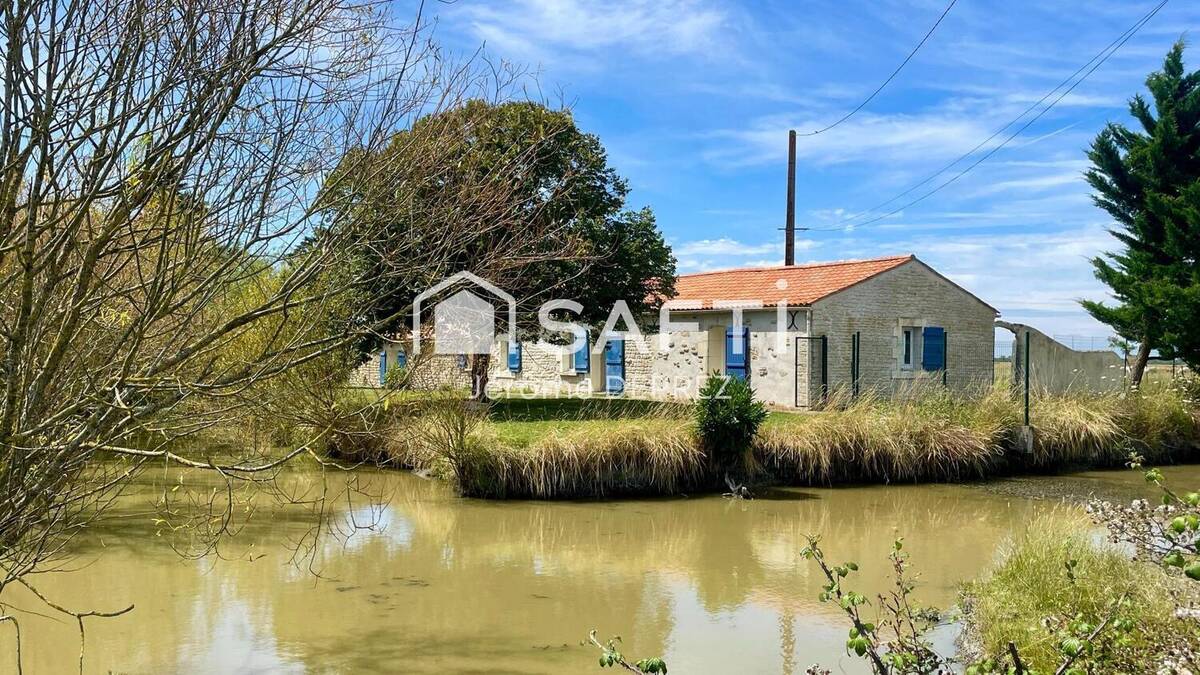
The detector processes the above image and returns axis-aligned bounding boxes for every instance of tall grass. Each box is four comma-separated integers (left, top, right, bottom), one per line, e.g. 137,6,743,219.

452,421,704,499
399,396,705,498
758,381,1200,486
377,382,1200,499
961,513,1198,672
757,388,1008,483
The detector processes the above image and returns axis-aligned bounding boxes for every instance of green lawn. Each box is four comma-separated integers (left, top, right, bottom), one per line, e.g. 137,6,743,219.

485,396,691,448
488,396,689,421
759,410,811,430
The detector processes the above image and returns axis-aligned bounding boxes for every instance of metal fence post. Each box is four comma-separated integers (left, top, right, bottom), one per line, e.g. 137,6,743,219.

943,330,949,387
820,335,828,405
850,332,860,399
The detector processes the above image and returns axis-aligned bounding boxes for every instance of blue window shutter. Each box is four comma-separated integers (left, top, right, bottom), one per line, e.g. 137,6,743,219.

396,350,407,368
921,327,945,371
378,351,387,383
725,327,750,380
604,336,625,394
456,354,468,371
573,330,590,372
508,341,522,371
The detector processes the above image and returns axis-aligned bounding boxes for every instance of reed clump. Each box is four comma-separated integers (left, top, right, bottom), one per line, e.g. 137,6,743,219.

385,380,1200,498
403,396,705,498
756,387,1007,484
451,421,704,499
758,381,1200,486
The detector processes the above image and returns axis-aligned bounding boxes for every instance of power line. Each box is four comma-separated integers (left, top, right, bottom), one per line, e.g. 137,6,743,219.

798,0,959,137
810,0,1170,233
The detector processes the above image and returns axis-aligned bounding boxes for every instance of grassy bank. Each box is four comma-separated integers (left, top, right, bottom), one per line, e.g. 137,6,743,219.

960,514,1199,671
378,382,1200,499
392,397,707,498
759,384,1200,486
453,419,703,499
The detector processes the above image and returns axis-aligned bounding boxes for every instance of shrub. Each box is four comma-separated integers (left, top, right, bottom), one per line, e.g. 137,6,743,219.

382,363,410,390
961,513,1198,673
694,373,767,478
319,388,419,462
1119,382,1200,461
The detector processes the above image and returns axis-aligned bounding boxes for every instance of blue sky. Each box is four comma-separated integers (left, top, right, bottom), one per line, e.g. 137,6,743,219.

426,0,1200,339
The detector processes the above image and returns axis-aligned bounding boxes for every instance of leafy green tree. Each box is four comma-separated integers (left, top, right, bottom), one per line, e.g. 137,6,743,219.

1082,41,1200,385
320,100,675,397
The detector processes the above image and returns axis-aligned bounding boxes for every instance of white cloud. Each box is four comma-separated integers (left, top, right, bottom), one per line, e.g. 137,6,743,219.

966,170,1086,197
703,111,998,168
675,238,776,257
829,223,1119,336
672,237,818,273
450,0,730,62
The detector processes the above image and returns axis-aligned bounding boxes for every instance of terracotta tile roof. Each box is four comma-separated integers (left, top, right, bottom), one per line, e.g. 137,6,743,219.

668,255,916,308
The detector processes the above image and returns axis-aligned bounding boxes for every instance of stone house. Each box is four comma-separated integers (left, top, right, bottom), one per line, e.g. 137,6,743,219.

356,255,997,409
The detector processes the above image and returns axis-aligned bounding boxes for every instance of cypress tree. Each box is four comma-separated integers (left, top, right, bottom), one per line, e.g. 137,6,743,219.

1082,41,1200,385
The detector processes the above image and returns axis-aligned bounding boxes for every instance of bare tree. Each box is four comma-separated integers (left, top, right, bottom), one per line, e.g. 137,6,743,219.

0,0,577,665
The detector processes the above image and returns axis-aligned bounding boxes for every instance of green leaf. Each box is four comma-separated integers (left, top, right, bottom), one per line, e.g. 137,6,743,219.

1184,562,1200,580
1059,637,1084,658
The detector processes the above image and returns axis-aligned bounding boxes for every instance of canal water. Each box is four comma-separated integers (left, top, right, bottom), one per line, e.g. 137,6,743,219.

6,465,1191,674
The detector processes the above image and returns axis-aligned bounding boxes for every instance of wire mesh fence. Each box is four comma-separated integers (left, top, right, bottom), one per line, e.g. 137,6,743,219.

994,335,1118,360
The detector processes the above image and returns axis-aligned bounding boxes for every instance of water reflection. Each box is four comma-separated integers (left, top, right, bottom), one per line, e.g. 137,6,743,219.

2,466,1187,674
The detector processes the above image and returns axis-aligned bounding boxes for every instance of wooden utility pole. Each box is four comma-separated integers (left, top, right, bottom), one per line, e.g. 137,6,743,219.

785,129,796,266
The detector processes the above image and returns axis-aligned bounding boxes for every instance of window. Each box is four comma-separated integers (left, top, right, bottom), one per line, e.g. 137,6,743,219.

921,327,945,371
507,341,522,372
456,354,468,371
573,329,590,373
899,325,946,372
725,327,750,380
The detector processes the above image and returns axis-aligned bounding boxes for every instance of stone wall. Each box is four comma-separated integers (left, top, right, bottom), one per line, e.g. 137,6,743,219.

350,262,998,407
488,339,593,397
809,260,997,397
351,342,472,390
351,341,406,388
1001,322,1124,394
629,310,810,408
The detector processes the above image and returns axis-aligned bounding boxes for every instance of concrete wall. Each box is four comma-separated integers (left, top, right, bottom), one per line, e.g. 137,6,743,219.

1001,322,1124,394
810,260,996,397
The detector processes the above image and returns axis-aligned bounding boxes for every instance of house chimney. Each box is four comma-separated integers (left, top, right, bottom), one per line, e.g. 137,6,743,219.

785,129,796,266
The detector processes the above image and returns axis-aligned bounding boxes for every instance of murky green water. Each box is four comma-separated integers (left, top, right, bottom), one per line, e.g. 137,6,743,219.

5,465,1192,674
